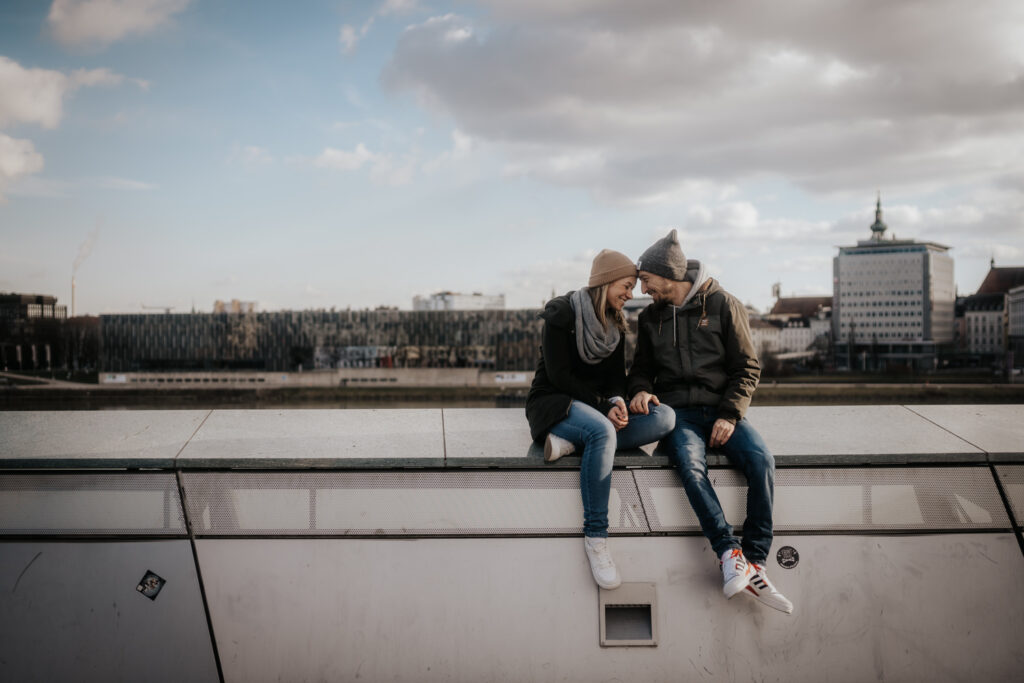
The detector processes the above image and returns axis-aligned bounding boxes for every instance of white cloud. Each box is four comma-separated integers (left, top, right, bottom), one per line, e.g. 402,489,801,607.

313,143,415,186
451,129,472,158
0,56,145,200
339,25,360,54
0,57,72,129
340,19,377,56
0,133,45,202
339,0,420,56
0,57,138,129
422,129,480,176
384,4,1024,202
47,0,191,50
314,144,376,171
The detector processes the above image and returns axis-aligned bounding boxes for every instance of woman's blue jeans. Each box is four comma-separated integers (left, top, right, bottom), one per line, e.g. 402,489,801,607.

667,406,775,563
550,401,675,538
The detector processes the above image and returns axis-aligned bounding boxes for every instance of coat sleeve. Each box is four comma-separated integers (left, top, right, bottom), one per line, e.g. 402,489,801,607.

627,311,656,399
541,316,612,414
717,296,760,423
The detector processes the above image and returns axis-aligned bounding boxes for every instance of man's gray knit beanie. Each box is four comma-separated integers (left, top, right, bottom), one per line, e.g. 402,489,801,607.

636,229,688,281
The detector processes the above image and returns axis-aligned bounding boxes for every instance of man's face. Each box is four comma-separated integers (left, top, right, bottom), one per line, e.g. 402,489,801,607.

639,271,691,307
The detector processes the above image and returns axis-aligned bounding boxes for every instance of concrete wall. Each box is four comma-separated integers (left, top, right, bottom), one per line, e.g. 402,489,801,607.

2,406,1023,682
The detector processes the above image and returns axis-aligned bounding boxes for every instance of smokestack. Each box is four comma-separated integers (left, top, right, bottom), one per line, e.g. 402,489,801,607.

72,225,100,317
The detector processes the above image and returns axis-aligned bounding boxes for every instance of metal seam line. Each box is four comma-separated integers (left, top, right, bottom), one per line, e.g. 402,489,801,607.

171,409,214,467
900,405,989,454
987,465,1024,558
175,469,225,683
627,471,654,534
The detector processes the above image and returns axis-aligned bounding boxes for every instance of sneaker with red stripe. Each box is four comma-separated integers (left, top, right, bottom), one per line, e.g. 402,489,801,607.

719,548,753,598
744,563,794,614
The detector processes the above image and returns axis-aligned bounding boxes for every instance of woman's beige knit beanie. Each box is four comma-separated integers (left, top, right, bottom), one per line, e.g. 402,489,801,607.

588,249,637,288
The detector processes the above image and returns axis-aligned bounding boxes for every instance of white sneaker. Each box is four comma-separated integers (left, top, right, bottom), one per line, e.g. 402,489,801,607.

544,433,576,462
720,548,753,598
745,563,794,614
584,537,621,589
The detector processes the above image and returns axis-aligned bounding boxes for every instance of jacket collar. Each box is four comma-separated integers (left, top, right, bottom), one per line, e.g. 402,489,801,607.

650,278,718,320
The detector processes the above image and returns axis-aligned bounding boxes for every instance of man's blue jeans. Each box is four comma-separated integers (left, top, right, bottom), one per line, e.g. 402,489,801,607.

550,401,675,538
668,407,775,563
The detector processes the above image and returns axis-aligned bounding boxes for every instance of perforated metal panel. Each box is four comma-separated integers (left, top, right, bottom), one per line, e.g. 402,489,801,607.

0,473,185,535
995,465,1024,529
180,471,648,536
634,467,1011,532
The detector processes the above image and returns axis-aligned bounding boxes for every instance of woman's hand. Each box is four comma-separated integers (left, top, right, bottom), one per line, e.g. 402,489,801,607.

607,402,629,431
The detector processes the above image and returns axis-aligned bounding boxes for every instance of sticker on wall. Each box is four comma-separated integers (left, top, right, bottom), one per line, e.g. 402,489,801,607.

776,546,799,569
136,570,166,600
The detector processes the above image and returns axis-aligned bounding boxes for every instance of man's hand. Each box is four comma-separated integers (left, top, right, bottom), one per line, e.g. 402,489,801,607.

628,391,660,415
709,419,735,448
607,402,629,431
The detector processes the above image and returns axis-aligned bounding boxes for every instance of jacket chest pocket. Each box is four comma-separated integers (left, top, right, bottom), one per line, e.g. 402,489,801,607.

692,314,724,356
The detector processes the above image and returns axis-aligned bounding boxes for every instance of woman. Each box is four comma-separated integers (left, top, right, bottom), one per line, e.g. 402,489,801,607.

526,249,675,589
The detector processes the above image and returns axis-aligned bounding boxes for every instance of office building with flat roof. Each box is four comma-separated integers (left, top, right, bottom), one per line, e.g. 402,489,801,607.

832,197,954,371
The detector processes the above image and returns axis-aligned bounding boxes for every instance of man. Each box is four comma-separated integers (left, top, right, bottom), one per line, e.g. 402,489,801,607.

627,229,792,614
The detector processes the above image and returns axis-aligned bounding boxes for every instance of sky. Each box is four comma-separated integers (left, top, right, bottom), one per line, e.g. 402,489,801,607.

1,0,1023,315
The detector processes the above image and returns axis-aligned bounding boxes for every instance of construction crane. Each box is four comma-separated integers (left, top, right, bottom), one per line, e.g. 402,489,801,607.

141,304,175,314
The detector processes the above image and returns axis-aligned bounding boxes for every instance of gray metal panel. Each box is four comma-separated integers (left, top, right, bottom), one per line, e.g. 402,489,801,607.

441,408,666,468
176,408,445,468
995,465,1024,527
0,541,218,682
744,405,985,464
196,534,1024,682
180,470,648,535
635,467,1010,532
0,409,209,468
0,473,185,535
906,404,1024,460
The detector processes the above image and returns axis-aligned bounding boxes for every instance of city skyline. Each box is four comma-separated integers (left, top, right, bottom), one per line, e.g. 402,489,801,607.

2,1,1023,315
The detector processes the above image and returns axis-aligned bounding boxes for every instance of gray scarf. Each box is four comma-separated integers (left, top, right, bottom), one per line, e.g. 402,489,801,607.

569,287,620,365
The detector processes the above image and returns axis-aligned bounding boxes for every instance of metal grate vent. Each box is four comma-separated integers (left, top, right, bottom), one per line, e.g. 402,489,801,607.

600,583,658,647
635,467,1011,532
0,473,186,536
180,470,648,536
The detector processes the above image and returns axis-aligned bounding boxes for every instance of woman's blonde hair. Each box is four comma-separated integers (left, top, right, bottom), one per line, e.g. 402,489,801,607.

588,283,629,333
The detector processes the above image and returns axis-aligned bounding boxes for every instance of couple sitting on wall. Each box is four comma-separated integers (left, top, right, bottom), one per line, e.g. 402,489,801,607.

525,230,792,614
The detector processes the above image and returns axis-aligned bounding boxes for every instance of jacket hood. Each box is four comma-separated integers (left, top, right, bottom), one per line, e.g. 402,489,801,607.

677,260,712,310
648,268,721,321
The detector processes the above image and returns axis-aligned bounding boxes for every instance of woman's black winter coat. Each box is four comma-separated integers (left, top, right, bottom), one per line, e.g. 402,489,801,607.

525,293,626,442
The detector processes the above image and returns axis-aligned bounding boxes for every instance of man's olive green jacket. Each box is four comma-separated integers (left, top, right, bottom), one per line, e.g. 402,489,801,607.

627,279,760,423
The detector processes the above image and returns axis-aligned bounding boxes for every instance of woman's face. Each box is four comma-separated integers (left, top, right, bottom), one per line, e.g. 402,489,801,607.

604,275,637,312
